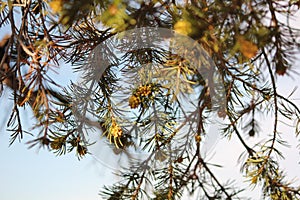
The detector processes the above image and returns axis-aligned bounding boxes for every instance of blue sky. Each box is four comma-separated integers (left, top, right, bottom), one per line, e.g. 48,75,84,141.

0,62,115,200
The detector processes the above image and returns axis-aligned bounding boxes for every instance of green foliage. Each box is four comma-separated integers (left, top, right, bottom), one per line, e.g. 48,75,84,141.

1,0,300,199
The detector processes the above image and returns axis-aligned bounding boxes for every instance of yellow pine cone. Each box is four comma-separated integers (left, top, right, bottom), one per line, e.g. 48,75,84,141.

195,135,201,143
129,95,141,108
129,84,155,109
110,120,123,138
77,145,87,156
50,138,64,150
138,84,152,97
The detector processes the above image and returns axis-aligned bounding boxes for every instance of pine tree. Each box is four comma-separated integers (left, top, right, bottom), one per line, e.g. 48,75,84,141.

1,0,300,199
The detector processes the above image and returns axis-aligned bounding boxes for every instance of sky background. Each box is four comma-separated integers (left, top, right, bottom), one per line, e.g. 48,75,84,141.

1,8,300,200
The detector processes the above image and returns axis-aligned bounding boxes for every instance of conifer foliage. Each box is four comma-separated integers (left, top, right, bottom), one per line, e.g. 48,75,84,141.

1,0,300,199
